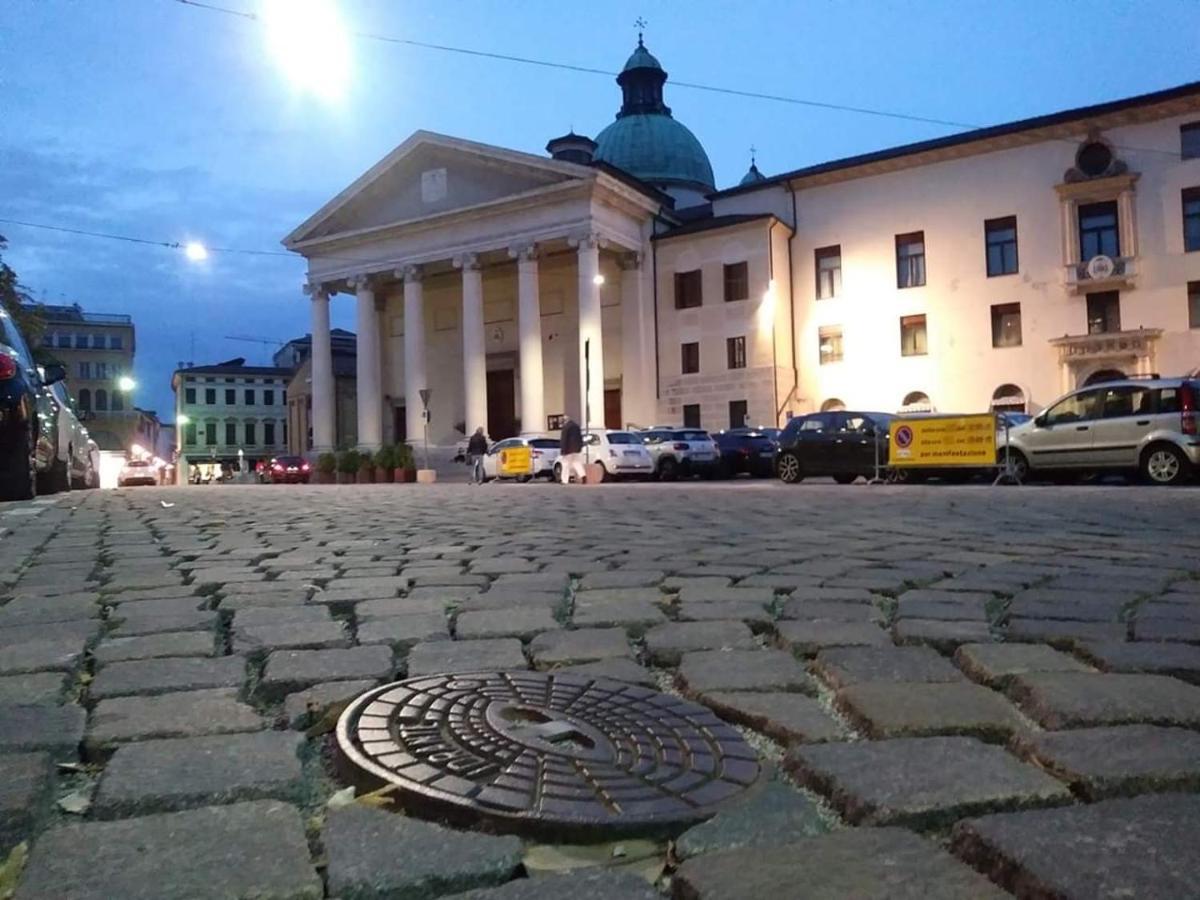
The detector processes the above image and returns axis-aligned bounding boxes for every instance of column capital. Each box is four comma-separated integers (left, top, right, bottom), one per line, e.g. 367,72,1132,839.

617,251,643,271
453,252,480,271
507,242,540,263
303,281,329,300
395,264,424,283
349,273,377,292
568,231,608,250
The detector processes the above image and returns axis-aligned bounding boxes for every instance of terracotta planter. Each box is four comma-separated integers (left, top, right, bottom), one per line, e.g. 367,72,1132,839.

315,470,334,485
375,467,394,484
356,468,373,485
336,471,354,485
392,467,414,483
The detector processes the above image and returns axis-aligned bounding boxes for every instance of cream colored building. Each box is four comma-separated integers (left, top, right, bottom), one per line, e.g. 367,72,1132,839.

284,40,1200,451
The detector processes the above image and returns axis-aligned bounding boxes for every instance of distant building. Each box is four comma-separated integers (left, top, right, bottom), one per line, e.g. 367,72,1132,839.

171,357,291,474
278,328,357,454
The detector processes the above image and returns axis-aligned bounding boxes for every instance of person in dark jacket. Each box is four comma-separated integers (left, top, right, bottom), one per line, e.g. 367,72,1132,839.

559,418,586,484
467,427,488,484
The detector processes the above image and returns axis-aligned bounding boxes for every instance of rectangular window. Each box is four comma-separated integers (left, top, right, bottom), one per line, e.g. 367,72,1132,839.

682,403,701,428
77,362,91,379
263,390,275,406
205,388,216,405
1079,201,1120,259
57,334,71,348
185,423,197,446
726,336,746,370
1183,122,1200,160
985,216,1019,276
990,303,1022,348
1184,188,1200,253
729,400,748,429
74,333,88,349
244,389,255,405
224,389,235,405
185,387,196,405
818,326,844,364
1086,291,1121,334
225,422,236,445
723,262,749,303
42,333,54,348
91,333,104,349
245,423,256,445
895,231,926,288
264,422,275,445
900,314,928,356
674,270,703,309
109,335,123,350
681,342,700,374
1189,281,1200,329
95,362,108,379
205,422,217,445
815,245,842,299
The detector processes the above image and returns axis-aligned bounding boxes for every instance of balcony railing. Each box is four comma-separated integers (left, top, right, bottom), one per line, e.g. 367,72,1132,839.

1063,255,1137,293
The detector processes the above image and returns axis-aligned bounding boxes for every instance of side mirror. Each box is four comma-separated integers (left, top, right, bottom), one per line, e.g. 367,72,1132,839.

41,363,67,386
1033,414,1047,428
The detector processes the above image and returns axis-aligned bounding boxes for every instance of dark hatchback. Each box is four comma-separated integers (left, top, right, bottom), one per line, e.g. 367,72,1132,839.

1,307,67,501
713,428,779,477
775,411,892,484
264,456,312,484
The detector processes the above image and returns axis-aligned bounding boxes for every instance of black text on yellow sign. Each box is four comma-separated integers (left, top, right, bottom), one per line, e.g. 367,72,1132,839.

889,414,997,467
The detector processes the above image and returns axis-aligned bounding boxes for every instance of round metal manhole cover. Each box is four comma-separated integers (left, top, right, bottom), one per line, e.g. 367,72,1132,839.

335,671,762,837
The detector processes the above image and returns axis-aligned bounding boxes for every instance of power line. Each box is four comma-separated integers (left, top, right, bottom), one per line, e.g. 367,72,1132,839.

0,217,296,259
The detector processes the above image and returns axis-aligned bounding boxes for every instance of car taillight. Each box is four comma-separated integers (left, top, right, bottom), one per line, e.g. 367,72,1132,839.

301,463,310,471
1183,385,1197,436
0,355,16,380
673,442,688,451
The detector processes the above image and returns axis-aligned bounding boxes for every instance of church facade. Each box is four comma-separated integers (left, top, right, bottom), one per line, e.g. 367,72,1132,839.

283,40,1200,450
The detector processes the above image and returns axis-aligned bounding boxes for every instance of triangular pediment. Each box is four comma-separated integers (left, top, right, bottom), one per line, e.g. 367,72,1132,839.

285,132,592,246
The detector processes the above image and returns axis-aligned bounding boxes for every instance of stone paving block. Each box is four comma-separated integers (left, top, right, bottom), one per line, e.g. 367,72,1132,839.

663,575,734,591
776,600,882,622
358,613,451,648
232,605,331,626
780,587,878,610
1007,671,1200,729
86,689,265,751
894,589,990,622
578,569,665,590
455,590,563,613
324,804,521,899
0,672,66,705
406,639,528,677
357,595,452,618
675,780,829,861
814,646,966,689
892,618,993,652
789,735,1070,829
678,649,815,695
234,620,350,655
644,620,757,666
0,637,87,674
674,826,1010,900
676,585,774,605
1078,640,1200,683
1133,617,1200,642
214,590,310,610
0,703,85,760
284,679,376,729
469,557,539,575
110,608,219,636
700,691,843,743
528,628,631,668
951,793,1200,900
558,657,655,686
776,620,890,656
444,870,659,900
835,681,1026,741
570,595,667,633
1137,600,1200,622
259,646,393,700
0,619,97,648
675,600,773,629
456,608,562,642
489,572,570,592
1012,724,1200,800
94,631,215,666
95,730,306,817
0,752,51,850
0,593,99,627
90,655,245,700
1005,617,1127,647
738,573,821,590
954,642,1092,687
105,595,209,618
13,800,322,900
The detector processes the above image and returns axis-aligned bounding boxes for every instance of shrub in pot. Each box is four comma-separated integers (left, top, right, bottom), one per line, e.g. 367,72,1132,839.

395,443,417,483
336,449,360,485
316,452,336,484
374,445,396,483
356,452,375,484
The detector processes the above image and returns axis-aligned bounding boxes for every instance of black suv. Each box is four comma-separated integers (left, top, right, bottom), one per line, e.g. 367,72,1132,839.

1,308,68,500
775,411,892,484
713,428,779,477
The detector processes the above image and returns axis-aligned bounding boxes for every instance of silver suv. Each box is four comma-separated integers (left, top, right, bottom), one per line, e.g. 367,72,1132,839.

999,377,1199,485
638,428,721,480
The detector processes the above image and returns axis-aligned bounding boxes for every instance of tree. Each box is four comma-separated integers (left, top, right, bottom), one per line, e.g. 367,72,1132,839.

0,234,49,356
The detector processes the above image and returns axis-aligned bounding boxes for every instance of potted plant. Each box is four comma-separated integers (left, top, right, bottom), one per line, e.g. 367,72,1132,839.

374,445,396,484
315,452,336,485
336,449,360,485
356,451,375,485
395,443,417,483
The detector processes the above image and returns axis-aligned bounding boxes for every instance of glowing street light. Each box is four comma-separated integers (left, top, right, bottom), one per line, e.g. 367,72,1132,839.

176,414,191,425
592,273,606,286
263,0,351,102
184,241,208,262
117,375,137,392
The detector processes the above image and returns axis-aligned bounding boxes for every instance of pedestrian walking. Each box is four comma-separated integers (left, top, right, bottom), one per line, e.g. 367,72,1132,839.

559,417,587,484
466,427,488,484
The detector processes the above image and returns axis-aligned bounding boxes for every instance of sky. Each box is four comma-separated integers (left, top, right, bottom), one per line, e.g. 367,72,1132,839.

1,0,1198,419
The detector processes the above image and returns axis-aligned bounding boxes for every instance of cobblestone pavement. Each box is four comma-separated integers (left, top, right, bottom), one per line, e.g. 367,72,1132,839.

2,481,1199,898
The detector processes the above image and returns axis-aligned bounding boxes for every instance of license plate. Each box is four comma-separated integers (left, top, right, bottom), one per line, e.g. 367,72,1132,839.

623,450,640,457
759,451,773,457
692,453,712,460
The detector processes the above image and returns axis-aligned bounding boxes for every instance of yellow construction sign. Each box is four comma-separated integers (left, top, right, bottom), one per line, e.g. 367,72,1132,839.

497,445,534,477
889,414,997,467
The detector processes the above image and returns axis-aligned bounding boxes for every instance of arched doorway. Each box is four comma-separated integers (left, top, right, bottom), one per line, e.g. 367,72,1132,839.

899,391,932,413
820,398,845,412
1084,368,1125,386
990,383,1026,413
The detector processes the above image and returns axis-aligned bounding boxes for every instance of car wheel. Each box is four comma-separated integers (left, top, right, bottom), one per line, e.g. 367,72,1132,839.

658,458,678,481
40,453,70,495
552,462,563,483
596,463,611,483
1141,444,1190,486
776,451,803,484
0,426,37,502
833,473,857,485
999,449,1029,483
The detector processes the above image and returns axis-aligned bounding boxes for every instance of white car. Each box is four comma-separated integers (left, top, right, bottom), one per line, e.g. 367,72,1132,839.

118,458,159,487
482,436,561,481
49,381,95,489
554,430,654,482
637,427,721,479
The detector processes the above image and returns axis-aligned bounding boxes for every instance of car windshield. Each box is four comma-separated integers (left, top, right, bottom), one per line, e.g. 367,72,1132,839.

529,439,559,449
125,460,151,468
672,430,710,441
275,457,305,465
606,432,638,445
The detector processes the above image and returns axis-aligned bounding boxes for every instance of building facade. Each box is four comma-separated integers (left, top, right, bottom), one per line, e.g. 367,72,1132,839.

283,40,1200,450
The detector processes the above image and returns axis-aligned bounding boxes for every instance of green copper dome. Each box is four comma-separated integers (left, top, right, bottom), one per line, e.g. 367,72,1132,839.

593,38,715,193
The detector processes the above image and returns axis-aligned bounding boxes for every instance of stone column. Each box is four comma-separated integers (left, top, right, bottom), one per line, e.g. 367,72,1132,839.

455,253,488,437
401,265,426,444
305,282,335,453
572,233,605,431
510,244,544,435
353,276,383,451
619,252,647,429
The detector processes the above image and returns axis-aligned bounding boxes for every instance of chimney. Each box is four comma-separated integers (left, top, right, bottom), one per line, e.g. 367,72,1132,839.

546,132,597,165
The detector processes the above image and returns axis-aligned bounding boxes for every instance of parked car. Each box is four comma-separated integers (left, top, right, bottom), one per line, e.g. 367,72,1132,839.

554,430,653,482
263,455,311,484
482,436,560,481
999,377,1199,486
118,458,159,487
713,428,779,478
638,428,721,479
0,307,72,500
49,381,95,489
775,411,893,484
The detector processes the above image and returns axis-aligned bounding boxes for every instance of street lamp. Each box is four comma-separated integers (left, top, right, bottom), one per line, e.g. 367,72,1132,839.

176,413,191,425
184,241,208,262
118,375,137,393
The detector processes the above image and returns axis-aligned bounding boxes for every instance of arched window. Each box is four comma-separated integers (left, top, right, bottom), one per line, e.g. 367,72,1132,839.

990,383,1026,413
95,389,108,411
900,391,932,413
111,392,124,412
820,398,846,412
77,389,91,411
1083,368,1125,386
